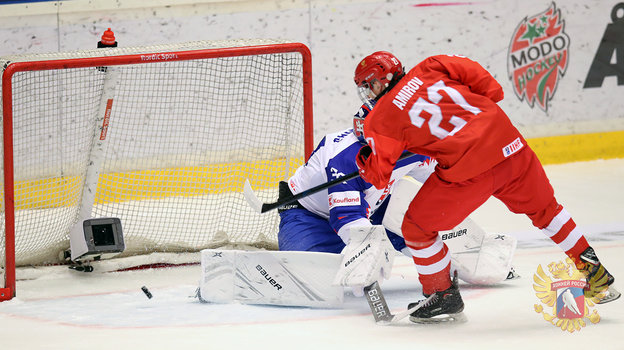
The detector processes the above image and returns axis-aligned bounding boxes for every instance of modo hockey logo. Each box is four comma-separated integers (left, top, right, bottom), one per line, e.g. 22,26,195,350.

508,2,569,112
533,258,603,333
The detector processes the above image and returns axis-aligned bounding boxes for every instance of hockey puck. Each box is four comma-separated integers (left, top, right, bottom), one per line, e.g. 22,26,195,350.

141,286,153,299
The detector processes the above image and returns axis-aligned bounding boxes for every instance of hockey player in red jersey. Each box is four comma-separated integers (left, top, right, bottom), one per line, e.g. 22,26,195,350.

353,52,620,323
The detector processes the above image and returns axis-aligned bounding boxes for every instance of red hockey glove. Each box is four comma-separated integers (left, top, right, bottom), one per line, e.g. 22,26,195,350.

355,145,373,181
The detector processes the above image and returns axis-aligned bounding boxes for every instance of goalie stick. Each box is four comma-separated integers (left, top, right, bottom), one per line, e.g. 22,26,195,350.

243,152,418,213
363,281,434,325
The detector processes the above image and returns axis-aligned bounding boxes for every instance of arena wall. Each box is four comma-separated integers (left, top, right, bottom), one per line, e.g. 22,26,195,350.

1,0,623,163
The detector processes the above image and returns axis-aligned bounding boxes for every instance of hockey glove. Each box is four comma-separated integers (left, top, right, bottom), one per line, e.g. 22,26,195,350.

333,225,395,296
355,145,373,183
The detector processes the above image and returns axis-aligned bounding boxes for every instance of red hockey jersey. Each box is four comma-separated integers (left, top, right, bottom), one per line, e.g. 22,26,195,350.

360,55,526,188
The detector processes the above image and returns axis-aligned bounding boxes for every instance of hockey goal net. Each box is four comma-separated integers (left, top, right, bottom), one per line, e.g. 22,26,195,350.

0,39,313,300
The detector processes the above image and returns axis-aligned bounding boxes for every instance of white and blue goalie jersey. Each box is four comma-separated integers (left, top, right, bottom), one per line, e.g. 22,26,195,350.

286,128,434,239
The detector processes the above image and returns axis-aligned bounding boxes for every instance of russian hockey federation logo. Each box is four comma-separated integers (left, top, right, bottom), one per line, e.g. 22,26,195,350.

533,258,603,332
508,2,569,112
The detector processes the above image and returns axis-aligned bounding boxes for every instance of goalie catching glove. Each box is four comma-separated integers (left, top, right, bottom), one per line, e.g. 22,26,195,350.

333,225,395,296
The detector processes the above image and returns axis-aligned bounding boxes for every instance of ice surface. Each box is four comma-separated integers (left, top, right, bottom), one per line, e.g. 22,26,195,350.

1,159,623,349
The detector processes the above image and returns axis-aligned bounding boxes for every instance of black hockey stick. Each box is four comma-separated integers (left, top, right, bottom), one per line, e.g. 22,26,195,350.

243,152,418,213
244,170,361,213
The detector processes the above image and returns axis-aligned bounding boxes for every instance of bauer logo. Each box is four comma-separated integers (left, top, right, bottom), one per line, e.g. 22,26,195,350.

533,258,602,332
255,264,282,291
440,228,467,241
507,2,569,112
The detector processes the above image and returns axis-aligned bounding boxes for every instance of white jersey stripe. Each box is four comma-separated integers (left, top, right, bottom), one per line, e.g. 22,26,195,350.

558,226,583,252
407,236,444,258
542,208,571,238
414,252,451,275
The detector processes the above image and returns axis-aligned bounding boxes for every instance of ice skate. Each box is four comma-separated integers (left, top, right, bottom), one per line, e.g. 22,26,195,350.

578,247,621,304
408,272,466,324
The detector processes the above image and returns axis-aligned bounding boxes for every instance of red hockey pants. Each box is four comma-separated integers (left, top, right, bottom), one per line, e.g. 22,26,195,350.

402,146,587,294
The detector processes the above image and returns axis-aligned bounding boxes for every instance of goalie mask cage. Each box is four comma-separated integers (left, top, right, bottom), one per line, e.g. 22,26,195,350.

0,39,313,301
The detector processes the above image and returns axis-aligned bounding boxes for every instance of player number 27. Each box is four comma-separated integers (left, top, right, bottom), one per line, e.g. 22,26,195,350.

408,80,482,139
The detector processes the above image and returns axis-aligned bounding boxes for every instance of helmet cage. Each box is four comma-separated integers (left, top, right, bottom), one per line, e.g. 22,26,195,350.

352,100,375,144
357,83,375,105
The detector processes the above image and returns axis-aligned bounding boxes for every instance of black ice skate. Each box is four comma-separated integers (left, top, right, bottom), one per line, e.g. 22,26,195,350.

578,247,620,304
408,272,465,324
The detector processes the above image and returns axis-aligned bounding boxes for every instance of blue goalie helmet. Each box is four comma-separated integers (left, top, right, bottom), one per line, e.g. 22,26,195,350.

352,100,376,144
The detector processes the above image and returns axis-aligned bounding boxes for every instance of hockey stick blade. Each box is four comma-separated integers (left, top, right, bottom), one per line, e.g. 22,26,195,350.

244,152,419,214
363,281,434,325
243,179,264,213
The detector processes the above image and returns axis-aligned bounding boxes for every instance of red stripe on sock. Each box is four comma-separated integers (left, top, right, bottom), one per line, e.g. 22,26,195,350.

412,246,448,267
566,236,589,265
549,219,576,244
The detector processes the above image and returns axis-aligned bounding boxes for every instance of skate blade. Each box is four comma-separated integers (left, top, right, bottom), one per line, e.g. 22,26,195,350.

596,285,621,304
409,312,466,324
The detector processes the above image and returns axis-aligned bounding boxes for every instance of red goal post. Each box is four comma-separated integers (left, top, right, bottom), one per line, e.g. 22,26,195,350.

1,40,313,301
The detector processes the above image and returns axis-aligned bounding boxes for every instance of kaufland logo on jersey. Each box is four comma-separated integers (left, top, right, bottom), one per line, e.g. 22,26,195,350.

328,191,361,209
508,2,569,112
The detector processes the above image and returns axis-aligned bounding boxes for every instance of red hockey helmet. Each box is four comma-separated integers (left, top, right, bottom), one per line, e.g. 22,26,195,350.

354,51,404,103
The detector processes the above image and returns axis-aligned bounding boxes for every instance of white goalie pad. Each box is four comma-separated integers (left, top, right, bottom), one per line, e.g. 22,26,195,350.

382,175,517,285
199,249,344,308
382,176,421,236
450,232,517,285
382,176,486,251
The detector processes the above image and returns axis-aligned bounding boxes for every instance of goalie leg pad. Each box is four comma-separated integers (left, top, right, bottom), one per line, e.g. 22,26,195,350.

199,249,344,308
382,176,422,236
451,233,518,285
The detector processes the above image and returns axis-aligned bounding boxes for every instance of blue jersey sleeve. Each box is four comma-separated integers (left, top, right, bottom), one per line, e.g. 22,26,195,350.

325,143,372,233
